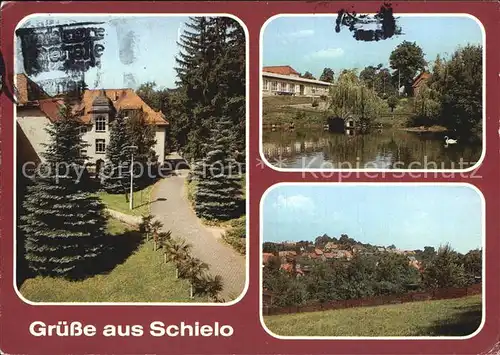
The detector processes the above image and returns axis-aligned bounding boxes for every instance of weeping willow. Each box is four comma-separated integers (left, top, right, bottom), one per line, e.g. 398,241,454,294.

329,71,387,121
414,83,441,119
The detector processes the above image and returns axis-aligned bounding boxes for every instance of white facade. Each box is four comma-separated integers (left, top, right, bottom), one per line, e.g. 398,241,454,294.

154,126,166,163
262,72,332,97
17,107,167,166
16,107,52,161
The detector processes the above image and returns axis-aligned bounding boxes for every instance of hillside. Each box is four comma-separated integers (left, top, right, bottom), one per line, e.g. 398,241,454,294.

264,294,482,337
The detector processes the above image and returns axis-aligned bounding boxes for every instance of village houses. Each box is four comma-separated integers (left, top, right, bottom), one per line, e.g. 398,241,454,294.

16,74,169,172
263,239,422,276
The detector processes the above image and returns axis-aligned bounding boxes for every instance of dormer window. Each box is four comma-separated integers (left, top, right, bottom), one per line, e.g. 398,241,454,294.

95,115,106,132
80,126,88,135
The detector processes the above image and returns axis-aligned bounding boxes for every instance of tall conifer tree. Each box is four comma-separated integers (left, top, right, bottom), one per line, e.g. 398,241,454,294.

101,115,131,195
194,115,243,220
174,17,246,162
125,110,157,187
20,101,107,277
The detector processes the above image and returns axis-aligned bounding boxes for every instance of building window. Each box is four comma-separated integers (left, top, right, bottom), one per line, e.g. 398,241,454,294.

263,80,269,90
95,115,106,132
295,84,300,93
95,139,106,154
271,81,278,91
121,109,133,118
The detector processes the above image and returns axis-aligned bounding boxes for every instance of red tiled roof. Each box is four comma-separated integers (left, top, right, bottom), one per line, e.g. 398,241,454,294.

16,74,167,126
16,73,50,105
263,65,300,76
16,73,29,104
280,263,304,275
262,253,274,264
314,248,323,255
278,250,297,257
38,98,65,122
412,72,431,88
74,89,168,126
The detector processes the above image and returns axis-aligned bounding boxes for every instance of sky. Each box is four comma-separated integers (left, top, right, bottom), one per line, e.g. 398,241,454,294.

15,15,191,91
262,15,483,78
262,185,483,254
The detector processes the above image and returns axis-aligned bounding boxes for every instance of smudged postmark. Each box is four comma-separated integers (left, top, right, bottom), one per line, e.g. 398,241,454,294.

15,22,106,76
36,76,86,97
335,3,402,41
118,30,137,65
123,73,137,89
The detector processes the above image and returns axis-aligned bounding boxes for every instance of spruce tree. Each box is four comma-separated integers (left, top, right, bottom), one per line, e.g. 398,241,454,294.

174,17,246,162
20,101,107,277
194,115,243,221
174,17,213,161
212,17,246,161
101,115,132,195
126,110,157,187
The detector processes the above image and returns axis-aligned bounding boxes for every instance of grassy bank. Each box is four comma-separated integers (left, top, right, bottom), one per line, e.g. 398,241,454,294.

263,96,328,126
402,125,448,132
264,295,482,337
19,218,199,303
97,184,154,217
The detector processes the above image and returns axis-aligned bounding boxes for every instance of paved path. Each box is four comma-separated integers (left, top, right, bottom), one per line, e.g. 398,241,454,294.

150,171,246,301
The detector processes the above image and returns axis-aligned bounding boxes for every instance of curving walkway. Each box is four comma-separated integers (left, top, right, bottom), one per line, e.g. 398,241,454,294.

150,171,246,301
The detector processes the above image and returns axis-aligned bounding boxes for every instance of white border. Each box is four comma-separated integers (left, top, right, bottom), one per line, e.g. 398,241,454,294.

13,13,250,306
259,13,487,173
259,182,486,340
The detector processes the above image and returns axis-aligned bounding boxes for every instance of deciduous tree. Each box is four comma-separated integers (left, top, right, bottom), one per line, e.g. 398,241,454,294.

389,41,427,95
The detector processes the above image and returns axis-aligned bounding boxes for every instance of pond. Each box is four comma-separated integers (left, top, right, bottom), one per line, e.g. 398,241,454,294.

261,128,482,170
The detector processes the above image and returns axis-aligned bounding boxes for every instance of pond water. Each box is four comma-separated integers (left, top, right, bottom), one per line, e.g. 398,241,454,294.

262,128,482,170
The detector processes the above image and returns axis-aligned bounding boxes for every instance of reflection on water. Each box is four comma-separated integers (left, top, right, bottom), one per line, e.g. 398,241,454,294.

262,128,482,169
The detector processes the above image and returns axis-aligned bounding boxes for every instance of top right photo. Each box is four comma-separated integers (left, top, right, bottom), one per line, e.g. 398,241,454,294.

260,14,484,171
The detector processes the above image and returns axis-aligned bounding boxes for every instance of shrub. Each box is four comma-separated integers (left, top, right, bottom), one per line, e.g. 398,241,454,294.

222,216,246,255
185,179,197,207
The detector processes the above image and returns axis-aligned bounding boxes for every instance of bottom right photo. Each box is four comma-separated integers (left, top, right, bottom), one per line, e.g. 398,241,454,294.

260,183,484,338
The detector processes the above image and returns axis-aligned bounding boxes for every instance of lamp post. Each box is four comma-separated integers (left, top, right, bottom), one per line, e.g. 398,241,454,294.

124,145,138,210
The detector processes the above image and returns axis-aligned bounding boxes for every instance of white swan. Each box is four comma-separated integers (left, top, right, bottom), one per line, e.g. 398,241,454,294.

444,136,458,145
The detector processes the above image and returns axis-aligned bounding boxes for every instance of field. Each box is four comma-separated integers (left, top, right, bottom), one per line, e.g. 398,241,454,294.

264,295,482,337
19,219,200,303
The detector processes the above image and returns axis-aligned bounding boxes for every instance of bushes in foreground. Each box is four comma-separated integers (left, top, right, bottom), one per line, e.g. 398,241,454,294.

140,214,224,302
222,216,246,255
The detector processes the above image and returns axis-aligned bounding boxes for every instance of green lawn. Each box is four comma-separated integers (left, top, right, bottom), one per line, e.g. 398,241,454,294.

19,219,201,303
264,295,482,337
97,184,154,216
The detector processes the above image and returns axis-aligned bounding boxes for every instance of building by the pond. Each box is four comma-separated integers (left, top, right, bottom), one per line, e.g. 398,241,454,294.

262,65,333,97
412,72,432,96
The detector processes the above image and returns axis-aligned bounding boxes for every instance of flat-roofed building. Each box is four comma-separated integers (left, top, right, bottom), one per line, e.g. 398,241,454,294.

262,65,332,97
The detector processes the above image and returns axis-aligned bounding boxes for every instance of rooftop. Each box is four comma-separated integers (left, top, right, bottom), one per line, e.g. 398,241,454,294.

16,74,168,126
262,71,333,86
263,65,300,76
